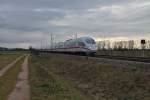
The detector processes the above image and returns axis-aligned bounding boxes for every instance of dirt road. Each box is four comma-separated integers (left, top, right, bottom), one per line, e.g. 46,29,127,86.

7,55,30,100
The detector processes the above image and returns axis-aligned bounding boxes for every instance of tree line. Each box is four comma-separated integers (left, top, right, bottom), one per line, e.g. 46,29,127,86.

97,40,150,50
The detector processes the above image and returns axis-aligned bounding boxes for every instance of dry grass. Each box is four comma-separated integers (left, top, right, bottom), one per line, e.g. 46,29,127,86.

0,56,24,100
0,54,21,70
29,54,90,100
31,53,150,100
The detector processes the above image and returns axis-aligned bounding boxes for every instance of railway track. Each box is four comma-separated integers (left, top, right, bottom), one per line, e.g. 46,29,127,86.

94,55,150,63
32,50,150,63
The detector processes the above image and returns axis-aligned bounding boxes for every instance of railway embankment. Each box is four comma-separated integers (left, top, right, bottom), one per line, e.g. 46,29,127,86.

97,50,150,58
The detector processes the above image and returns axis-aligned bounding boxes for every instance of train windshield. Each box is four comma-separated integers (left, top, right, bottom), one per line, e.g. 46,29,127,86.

85,39,96,44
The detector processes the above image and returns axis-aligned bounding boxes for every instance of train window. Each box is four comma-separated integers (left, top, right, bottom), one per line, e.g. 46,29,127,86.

72,41,76,46
78,42,85,47
86,39,96,44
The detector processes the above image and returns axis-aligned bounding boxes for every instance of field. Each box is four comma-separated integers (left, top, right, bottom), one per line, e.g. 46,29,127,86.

0,55,25,100
29,53,150,100
29,54,90,100
0,52,150,100
0,54,21,70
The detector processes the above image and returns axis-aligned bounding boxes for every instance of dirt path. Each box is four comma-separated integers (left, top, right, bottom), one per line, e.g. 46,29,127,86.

0,56,24,77
7,55,30,100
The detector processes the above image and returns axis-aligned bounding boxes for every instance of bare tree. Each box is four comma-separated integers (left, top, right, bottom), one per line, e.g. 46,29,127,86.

105,40,111,50
146,40,150,49
97,41,101,50
98,41,106,50
113,42,118,50
128,40,134,50
122,41,128,49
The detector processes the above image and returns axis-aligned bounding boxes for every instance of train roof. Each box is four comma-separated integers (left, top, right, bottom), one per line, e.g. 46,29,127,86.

65,37,94,42
77,37,94,40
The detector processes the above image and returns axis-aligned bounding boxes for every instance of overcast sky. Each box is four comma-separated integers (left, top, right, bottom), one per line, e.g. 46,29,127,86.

0,0,150,48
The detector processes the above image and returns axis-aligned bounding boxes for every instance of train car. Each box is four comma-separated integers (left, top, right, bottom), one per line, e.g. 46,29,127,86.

54,37,98,55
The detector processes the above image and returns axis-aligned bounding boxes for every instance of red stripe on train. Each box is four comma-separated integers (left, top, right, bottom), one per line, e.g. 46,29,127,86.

55,46,91,51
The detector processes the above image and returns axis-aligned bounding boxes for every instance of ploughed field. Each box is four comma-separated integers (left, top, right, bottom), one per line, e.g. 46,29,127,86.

0,54,21,70
29,53,150,100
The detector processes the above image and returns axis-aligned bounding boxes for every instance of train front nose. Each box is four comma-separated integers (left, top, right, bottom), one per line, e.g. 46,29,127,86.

88,45,98,51
92,45,98,51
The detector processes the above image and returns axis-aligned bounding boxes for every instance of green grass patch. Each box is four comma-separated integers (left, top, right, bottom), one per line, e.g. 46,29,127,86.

0,54,21,70
0,56,25,100
29,55,89,100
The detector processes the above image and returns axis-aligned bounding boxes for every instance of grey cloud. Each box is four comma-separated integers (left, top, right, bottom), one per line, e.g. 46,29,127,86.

0,0,150,48
0,10,65,32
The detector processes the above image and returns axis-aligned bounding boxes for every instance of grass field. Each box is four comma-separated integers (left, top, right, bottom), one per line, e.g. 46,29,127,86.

0,54,21,70
0,56,25,100
29,55,90,100
30,53,150,100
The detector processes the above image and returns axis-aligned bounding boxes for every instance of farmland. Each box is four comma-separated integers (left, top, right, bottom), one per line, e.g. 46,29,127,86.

0,52,150,100
0,54,21,70
0,55,25,100
29,54,90,100
29,53,150,100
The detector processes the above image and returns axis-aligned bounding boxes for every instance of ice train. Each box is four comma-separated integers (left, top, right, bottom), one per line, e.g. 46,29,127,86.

52,37,98,55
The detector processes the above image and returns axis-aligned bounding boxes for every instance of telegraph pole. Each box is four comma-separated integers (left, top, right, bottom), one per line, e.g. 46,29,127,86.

41,40,42,50
74,33,78,47
75,33,77,39
50,33,53,49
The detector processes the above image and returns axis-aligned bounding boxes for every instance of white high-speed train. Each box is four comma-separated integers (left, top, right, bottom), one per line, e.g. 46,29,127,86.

53,37,98,54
